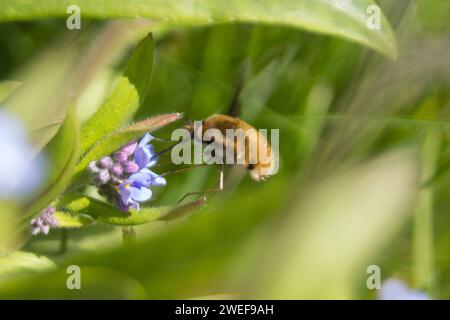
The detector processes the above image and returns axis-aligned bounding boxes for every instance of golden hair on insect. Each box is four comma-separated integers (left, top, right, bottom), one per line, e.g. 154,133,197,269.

184,113,277,182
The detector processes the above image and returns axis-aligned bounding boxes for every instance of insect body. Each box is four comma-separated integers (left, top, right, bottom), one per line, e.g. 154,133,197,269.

184,114,277,182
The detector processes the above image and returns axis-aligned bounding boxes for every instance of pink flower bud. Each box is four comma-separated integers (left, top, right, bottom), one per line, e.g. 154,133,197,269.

121,140,138,156
110,164,123,176
123,161,139,174
98,156,113,168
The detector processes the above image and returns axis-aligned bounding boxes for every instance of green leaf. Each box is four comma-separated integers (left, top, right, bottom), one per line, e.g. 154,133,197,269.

57,195,205,226
1,181,286,298
21,107,79,222
53,211,95,228
413,129,441,292
0,251,56,280
80,34,154,155
72,112,182,184
2,20,154,151
0,80,22,103
0,202,19,254
0,266,148,299
0,0,397,58
2,45,78,150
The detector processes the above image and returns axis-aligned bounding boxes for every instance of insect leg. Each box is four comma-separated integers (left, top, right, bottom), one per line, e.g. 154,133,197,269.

160,163,209,177
219,163,224,190
176,164,225,204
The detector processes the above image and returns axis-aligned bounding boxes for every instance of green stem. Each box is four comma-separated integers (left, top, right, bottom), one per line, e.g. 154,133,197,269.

58,229,68,255
413,128,440,293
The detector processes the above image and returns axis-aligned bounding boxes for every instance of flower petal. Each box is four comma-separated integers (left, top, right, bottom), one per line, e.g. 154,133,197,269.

116,195,130,212
138,168,166,186
130,186,152,202
153,175,167,186
134,147,150,169
146,145,157,167
138,133,153,148
118,184,131,204
130,170,152,187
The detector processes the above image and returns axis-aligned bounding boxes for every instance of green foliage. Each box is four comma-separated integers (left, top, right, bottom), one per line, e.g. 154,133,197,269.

0,0,449,300
0,202,18,254
2,45,78,150
72,113,181,184
56,194,205,226
248,151,419,298
22,107,79,222
80,34,154,155
0,266,148,299
0,251,56,280
0,0,397,57
413,128,441,293
53,212,95,228
1,20,155,151
0,181,287,298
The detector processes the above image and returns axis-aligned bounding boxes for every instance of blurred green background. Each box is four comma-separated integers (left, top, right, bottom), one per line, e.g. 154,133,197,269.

0,0,449,299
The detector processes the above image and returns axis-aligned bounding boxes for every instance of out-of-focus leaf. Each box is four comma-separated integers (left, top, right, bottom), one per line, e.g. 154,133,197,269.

2,20,154,151
0,251,56,280
0,266,148,299
2,45,77,150
0,202,18,254
72,113,182,184
0,0,397,58
240,150,419,299
413,128,441,292
80,34,154,155
57,194,205,226
54,212,95,228
22,107,79,222
0,180,287,298
0,81,22,103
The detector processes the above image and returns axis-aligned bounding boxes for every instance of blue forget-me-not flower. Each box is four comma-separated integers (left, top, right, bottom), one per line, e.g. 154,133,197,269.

88,133,166,212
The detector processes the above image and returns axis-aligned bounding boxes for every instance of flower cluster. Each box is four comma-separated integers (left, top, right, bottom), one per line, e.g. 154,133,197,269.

88,133,166,212
30,207,58,235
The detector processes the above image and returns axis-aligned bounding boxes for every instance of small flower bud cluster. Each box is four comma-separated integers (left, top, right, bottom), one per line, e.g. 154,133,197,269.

88,140,139,186
30,207,58,235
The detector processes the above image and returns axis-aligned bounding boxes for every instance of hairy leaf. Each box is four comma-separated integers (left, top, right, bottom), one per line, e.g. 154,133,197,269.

53,212,95,228
80,34,154,155
57,194,205,226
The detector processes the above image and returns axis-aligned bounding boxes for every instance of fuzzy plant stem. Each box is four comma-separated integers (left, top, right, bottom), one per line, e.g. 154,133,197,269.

122,226,136,246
